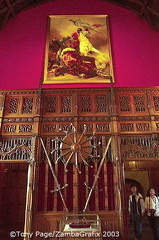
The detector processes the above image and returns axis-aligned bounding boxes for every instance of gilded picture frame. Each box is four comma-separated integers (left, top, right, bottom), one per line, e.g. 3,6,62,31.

43,15,114,84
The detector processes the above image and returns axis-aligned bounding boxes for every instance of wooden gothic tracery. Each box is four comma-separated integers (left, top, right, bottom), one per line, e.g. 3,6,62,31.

1,87,159,239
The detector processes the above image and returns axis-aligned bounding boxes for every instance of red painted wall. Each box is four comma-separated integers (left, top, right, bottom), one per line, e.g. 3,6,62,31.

0,0,159,89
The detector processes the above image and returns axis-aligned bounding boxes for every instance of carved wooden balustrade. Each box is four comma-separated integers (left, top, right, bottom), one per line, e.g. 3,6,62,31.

0,87,159,240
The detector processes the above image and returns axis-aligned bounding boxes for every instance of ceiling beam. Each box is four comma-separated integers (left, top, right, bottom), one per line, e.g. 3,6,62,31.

138,0,157,31
5,0,16,18
0,0,158,31
0,8,11,31
147,7,159,18
144,10,157,31
139,0,151,18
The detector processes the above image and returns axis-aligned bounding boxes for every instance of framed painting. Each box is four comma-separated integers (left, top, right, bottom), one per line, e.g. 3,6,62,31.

43,15,114,84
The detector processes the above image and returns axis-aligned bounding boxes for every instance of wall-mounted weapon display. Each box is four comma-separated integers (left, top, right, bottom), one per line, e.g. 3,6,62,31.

40,124,111,212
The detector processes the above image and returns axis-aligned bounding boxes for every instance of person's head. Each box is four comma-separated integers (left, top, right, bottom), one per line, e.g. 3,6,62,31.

147,187,158,197
130,185,138,195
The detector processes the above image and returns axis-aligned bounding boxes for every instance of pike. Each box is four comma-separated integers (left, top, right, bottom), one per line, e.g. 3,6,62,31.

83,137,112,212
40,138,68,212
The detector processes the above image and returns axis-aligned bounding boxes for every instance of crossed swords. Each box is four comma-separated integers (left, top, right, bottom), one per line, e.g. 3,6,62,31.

40,138,69,212
40,136,111,212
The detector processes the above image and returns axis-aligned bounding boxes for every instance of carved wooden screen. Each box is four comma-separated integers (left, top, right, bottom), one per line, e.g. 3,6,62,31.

37,89,114,213
0,91,37,163
121,135,159,160
1,87,159,240
37,136,113,213
0,91,37,239
0,137,32,162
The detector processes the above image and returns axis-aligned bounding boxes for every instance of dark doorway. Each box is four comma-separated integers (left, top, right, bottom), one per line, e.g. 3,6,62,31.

124,173,153,240
0,163,28,240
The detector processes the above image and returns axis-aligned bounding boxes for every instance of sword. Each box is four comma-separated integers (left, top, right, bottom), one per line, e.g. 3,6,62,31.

50,183,68,193
83,137,112,212
40,138,68,212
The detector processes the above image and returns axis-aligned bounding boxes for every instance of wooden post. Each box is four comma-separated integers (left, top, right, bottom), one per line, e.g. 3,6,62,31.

73,164,78,212
109,76,125,238
23,161,36,240
94,162,98,211
0,93,5,133
23,137,36,240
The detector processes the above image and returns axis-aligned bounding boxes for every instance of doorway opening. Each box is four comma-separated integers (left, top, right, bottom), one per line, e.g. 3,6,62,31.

125,170,149,198
0,163,28,240
124,161,159,240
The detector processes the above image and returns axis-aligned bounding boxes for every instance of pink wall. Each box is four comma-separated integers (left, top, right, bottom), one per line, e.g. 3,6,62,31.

0,0,159,89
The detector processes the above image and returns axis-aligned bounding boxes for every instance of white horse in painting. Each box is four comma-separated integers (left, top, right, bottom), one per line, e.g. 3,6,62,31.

78,29,109,71
78,29,101,56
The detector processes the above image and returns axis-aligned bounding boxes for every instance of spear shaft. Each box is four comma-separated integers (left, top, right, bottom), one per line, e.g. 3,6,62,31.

83,137,112,212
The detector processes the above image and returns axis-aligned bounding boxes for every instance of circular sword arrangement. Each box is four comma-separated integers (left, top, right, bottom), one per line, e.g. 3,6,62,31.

40,123,111,212
53,124,93,174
